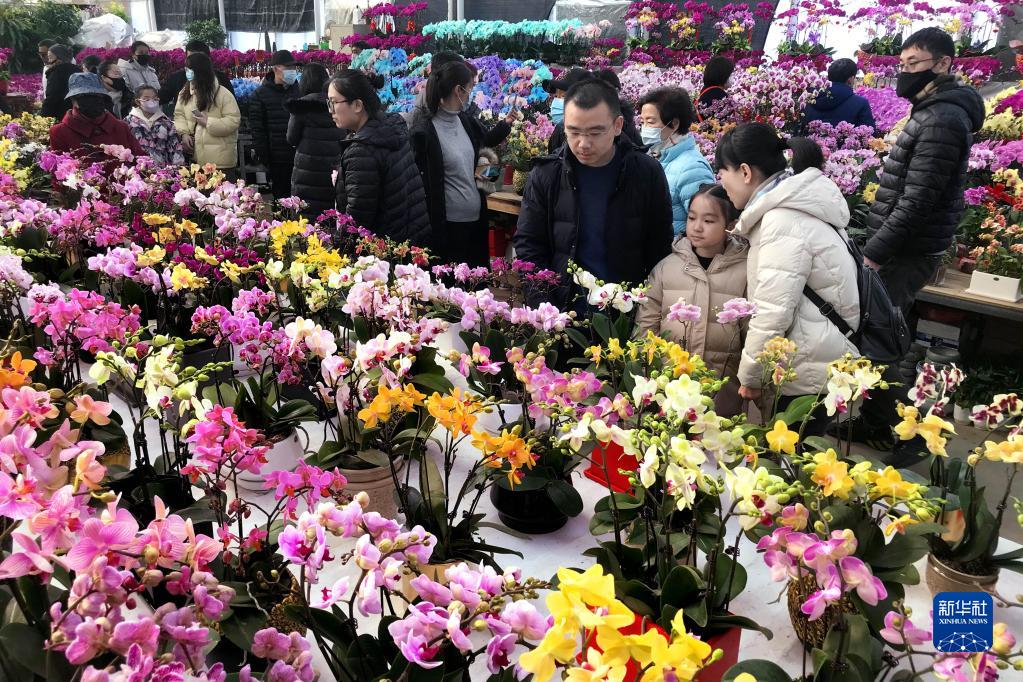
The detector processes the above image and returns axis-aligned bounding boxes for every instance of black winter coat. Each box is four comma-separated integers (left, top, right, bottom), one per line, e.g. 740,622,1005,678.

286,93,346,220
863,77,985,265
249,75,299,165
802,82,875,131
159,69,234,107
41,63,80,120
408,107,511,233
514,137,674,309
547,98,642,153
336,112,431,246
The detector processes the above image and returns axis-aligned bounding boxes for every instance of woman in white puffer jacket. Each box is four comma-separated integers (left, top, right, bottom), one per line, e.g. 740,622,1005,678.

715,122,860,435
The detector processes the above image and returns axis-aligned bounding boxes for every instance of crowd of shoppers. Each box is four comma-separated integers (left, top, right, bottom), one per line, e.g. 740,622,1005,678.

36,26,985,464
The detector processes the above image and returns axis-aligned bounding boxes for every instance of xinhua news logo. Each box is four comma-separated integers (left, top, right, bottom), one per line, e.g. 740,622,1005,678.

933,592,994,653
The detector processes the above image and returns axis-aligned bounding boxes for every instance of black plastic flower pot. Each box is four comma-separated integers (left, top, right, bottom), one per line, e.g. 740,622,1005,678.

489,476,573,534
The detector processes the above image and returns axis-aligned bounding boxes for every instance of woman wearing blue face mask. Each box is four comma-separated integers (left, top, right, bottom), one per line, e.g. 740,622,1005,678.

637,87,714,236
174,52,240,176
249,49,302,198
544,68,642,153
408,60,517,266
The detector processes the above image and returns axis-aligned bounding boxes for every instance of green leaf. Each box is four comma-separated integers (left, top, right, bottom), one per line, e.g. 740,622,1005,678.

546,479,584,517
0,623,48,677
419,454,447,532
356,449,392,468
660,565,704,610
413,373,454,395
873,564,920,585
565,327,591,351
709,613,773,639
722,660,792,682
778,394,818,425
811,648,834,676
591,313,612,343
220,608,267,651
803,435,835,452
712,555,747,607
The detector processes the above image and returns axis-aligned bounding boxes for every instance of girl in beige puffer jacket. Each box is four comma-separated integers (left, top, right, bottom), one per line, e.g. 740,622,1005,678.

638,185,749,416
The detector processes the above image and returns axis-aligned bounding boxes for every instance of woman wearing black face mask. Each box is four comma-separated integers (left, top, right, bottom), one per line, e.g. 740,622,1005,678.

99,60,133,118
49,72,147,163
408,60,517,266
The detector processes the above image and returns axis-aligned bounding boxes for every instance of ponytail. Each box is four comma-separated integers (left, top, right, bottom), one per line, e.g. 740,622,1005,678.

714,122,824,176
426,61,474,116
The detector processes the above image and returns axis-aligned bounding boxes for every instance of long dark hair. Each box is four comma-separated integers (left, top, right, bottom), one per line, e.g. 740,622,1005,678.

328,69,384,117
714,122,824,176
425,60,474,115
300,63,330,97
179,52,219,112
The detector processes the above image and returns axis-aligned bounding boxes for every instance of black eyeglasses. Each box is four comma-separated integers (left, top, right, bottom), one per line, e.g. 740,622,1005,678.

327,98,350,113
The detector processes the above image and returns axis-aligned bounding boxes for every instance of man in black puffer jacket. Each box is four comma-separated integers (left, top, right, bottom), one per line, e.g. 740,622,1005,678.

842,28,985,461
250,50,301,199
515,80,673,311
336,112,431,246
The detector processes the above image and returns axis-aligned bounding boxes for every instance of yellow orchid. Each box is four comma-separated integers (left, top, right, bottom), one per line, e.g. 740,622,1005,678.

983,436,1023,464
867,466,922,502
766,420,798,455
811,449,854,499
885,514,919,536
169,264,208,291
517,624,578,681
136,246,166,267
425,388,482,435
564,648,627,682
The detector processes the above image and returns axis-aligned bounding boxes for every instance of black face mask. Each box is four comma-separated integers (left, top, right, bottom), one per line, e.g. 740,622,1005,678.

135,54,150,66
896,69,938,100
109,77,126,90
76,96,107,119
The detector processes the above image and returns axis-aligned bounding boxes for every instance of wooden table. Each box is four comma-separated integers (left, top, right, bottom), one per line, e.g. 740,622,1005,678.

486,191,523,216
918,269,1023,322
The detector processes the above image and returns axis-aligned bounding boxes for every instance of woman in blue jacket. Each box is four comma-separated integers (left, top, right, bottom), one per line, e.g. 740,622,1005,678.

637,87,715,236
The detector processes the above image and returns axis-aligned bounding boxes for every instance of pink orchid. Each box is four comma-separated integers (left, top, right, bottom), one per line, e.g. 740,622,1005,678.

839,556,887,605
252,627,292,660
64,504,141,571
0,532,54,580
879,611,931,646
310,577,351,609
801,583,842,620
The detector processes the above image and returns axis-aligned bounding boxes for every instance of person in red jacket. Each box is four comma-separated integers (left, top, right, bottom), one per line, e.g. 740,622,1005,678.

49,73,146,164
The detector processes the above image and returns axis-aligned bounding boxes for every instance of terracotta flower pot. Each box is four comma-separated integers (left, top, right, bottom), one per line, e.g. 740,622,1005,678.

925,553,999,597
338,457,405,520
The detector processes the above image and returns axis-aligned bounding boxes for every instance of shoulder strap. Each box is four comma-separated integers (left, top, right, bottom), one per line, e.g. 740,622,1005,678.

803,284,856,338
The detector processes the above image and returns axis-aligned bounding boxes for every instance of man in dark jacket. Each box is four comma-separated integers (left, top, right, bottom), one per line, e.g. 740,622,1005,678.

49,73,146,163
336,112,431,246
838,28,985,461
545,68,641,153
802,58,875,131
250,50,301,199
40,45,80,121
158,40,234,109
515,80,673,310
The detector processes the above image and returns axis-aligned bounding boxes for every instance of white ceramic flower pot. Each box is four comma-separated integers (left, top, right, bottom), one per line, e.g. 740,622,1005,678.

966,270,1023,302
433,321,469,355
953,404,971,424
235,430,304,492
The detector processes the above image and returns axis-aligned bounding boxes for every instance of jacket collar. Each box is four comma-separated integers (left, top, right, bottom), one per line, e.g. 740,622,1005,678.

128,107,168,126
672,234,749,270
913,74,960,106
555,136,645,191
656,134,700,164
64,110,118,137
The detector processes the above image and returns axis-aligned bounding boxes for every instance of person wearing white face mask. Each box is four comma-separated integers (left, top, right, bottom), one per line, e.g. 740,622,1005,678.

250,50,301,198
637,87,714,236
127,85,184,165
409,60,517,266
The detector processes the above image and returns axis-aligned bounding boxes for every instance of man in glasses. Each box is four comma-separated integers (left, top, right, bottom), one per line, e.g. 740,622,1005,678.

514,79,672,311
835,27,984,464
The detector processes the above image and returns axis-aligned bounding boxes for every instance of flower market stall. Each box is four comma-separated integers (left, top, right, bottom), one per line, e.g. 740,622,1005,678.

3,1,1023,680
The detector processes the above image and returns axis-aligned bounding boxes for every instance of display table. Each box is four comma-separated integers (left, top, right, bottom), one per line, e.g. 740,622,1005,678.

918,269,1023,322
487,190,523,216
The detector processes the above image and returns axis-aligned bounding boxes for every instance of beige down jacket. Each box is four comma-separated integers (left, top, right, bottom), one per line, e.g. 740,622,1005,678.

638,235,749,416
174,85,240,169
734,168,859,396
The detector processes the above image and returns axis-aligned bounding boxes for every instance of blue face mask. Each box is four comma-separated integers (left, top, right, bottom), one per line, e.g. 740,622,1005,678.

282,69,299,86
549,97,565,125
184,68,194,82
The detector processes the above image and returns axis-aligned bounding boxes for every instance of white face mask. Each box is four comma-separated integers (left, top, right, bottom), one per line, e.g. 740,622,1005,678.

640,125,664,147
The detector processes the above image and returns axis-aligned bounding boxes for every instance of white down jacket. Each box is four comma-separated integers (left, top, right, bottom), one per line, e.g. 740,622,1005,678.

734,168,859,396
